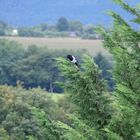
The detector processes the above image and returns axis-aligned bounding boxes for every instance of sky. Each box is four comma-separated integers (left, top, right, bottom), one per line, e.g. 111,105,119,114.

0,0,139,27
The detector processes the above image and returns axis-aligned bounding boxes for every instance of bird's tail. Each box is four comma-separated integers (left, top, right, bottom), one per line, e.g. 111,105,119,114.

75,62,78,66
75,62,80,70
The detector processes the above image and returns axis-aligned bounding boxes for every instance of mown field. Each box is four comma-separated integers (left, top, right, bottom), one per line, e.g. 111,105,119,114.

0,36,110,56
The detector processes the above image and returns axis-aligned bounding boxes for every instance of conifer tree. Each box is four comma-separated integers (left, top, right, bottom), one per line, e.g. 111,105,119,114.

57,55,113,130
97,0,140,139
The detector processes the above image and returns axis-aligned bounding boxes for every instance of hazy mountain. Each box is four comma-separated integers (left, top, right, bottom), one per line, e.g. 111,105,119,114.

0,0,139,27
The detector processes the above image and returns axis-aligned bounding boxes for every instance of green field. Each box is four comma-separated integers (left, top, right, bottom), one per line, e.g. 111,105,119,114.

0,36,110,56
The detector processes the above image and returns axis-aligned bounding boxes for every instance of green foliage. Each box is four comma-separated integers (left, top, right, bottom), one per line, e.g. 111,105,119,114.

47,114,100,140
18,27,44,37
103,128,123,140
0,40,91,93
0,39,25,84
0,127,10,140
97,0,140,139
11,46,77,92
57,17,69,31
55,121,86,140
0,17,102,38
67,114,100,140
112,0,140,18
57,55,113,130
0,21,8,36
40,23,48,32
1,0,140,139
0,28,5,36
0,85,103,140
0,85,58,140
94,53,115,91
0,17,102,39
69,20,83,33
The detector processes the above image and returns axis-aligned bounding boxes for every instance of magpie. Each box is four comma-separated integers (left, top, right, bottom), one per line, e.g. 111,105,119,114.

67,54,79,67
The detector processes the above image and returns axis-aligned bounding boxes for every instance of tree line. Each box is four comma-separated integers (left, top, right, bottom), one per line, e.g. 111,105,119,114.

0,18,102,39
0,39,113,93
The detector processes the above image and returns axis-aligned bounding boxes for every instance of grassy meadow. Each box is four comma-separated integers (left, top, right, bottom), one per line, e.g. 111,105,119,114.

0,36,110,56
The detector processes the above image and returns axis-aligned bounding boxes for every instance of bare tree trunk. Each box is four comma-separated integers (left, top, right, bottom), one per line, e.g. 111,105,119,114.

49,77,53,93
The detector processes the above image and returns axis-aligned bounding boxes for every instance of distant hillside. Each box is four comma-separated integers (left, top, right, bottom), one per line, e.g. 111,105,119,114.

0,0,139,27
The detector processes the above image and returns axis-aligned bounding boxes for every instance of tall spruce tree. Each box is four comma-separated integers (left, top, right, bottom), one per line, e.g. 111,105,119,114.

97,0,140,139
57,55,113,131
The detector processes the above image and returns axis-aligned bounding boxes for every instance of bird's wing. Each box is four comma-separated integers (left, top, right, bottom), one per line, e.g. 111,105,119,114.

72,56,77,63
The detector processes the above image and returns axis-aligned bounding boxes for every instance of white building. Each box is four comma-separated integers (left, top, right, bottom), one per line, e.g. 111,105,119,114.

12,29,18,36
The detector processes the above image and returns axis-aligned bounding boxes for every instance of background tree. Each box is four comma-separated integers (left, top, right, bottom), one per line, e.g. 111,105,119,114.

94,53,115,91
40,23,48,32
69,20,83,33
0,29,5,36
56,17,69,31
0,21,8,36
0,84,104,140
18,27,44,37
0,39,115,94
0,39,25,85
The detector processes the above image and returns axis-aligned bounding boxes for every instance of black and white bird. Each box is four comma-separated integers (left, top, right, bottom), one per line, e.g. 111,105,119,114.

67,54,79,67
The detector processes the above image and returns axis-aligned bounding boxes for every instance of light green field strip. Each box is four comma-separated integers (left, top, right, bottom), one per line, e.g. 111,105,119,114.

0,37,110,56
